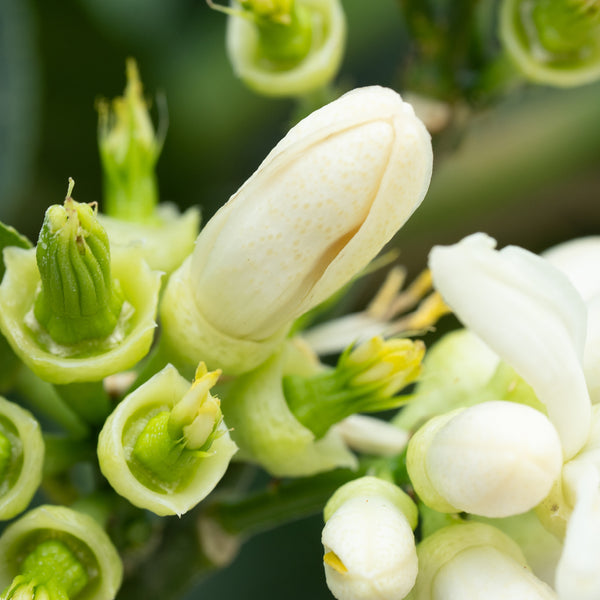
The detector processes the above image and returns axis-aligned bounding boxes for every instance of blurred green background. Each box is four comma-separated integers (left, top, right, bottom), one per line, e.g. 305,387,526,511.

1,0,599,598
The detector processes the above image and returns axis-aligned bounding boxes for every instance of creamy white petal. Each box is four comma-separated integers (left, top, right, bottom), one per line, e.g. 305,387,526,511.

429,233,591,459
556,461,600,600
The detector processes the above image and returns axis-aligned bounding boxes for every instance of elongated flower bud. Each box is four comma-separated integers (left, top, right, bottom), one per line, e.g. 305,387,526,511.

500,0,600,86
0,505,122,600
322,477,418,600
161,86,432,374
407,401,562,517
0,397,44,521
217,0,346,97
98,364,237,516
284,336,424,438
412,522,557,600
34,182,124,346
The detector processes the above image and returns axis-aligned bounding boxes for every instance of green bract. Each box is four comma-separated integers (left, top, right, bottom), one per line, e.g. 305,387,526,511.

98,204,200,275
226,0,346,96
0,245,161,384
0,505,122,600
0,397,44,521
223,340,357,477
97,364,237,517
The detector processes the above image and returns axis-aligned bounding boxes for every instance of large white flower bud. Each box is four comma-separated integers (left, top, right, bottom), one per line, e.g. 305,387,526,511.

161,86,432,374
407,401,563,518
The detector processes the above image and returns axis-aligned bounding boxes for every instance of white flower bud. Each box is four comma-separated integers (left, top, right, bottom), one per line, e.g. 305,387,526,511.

161,86,432,373
433,546,557,600
408,401,563,518
193,86,432,340
322,496,417,600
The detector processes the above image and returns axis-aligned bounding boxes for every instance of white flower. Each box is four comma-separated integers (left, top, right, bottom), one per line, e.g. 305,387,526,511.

429,232,591,460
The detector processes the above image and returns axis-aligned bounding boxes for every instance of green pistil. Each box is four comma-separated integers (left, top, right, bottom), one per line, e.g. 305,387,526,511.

0,432,11,482
132,412,196,486
34,183,124,346
18,540,88,599
256,3,313,64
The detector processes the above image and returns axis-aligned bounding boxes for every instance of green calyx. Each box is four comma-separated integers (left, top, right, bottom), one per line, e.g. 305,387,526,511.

284,337,425,439
97,59,163,222
131,363,224,488
34,181,124,346
2,540,88,600
531,0,600,56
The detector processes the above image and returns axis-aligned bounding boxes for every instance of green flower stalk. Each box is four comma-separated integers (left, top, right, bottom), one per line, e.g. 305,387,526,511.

0,183,162,384
0,397,44,521
97,60,200,274
0,505,122,600
500,0,600,86
284,336,425,439
34,181,124,346
222,339,357,477
98,364,237,516
211,0,346,97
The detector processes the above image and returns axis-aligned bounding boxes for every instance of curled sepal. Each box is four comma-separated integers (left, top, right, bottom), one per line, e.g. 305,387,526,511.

223,0,346,97
284,336,424,438
222,339,357,477
34,186,124,346
500,0,600,87
407,401,562,518
322,477,418,600
0,505,122,600
98,204,200,275
0,244,161,384
98,364,237,516
97,59,164,222
0,397,44,521
412,522,556,600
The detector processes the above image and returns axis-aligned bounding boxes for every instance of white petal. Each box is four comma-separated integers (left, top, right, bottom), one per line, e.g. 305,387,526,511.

543,237,600,303
429,233,591,459
584,297,600,404
556,461,600,600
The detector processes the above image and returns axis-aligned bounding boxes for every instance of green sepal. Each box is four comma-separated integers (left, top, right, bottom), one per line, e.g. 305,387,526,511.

98,365,237,516
0,396,44,521
0,245,161,384
0,505,123,600
222,339,357,477
0,221,31,281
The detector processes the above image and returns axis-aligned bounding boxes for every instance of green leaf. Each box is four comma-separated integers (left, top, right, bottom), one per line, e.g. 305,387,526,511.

0,221,31,281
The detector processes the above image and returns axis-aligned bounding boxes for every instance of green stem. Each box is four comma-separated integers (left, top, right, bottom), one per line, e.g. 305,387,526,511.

104,172,159,224
53,381,112,426
13,367,89,438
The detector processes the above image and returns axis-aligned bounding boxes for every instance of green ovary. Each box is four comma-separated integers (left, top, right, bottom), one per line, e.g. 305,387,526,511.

0,432,11,482
131,412,198,491
21,540,88,599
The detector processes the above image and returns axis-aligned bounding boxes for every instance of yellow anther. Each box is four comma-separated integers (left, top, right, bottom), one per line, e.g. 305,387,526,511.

388,269,433,317
366,266,407,319
323,551,348,574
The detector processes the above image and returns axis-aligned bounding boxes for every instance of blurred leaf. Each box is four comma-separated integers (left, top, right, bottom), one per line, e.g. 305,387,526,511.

0,0,40,221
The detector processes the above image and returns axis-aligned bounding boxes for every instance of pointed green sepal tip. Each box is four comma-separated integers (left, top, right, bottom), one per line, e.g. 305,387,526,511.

284,336,425,438
97,59,164,222
34,180,124,346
